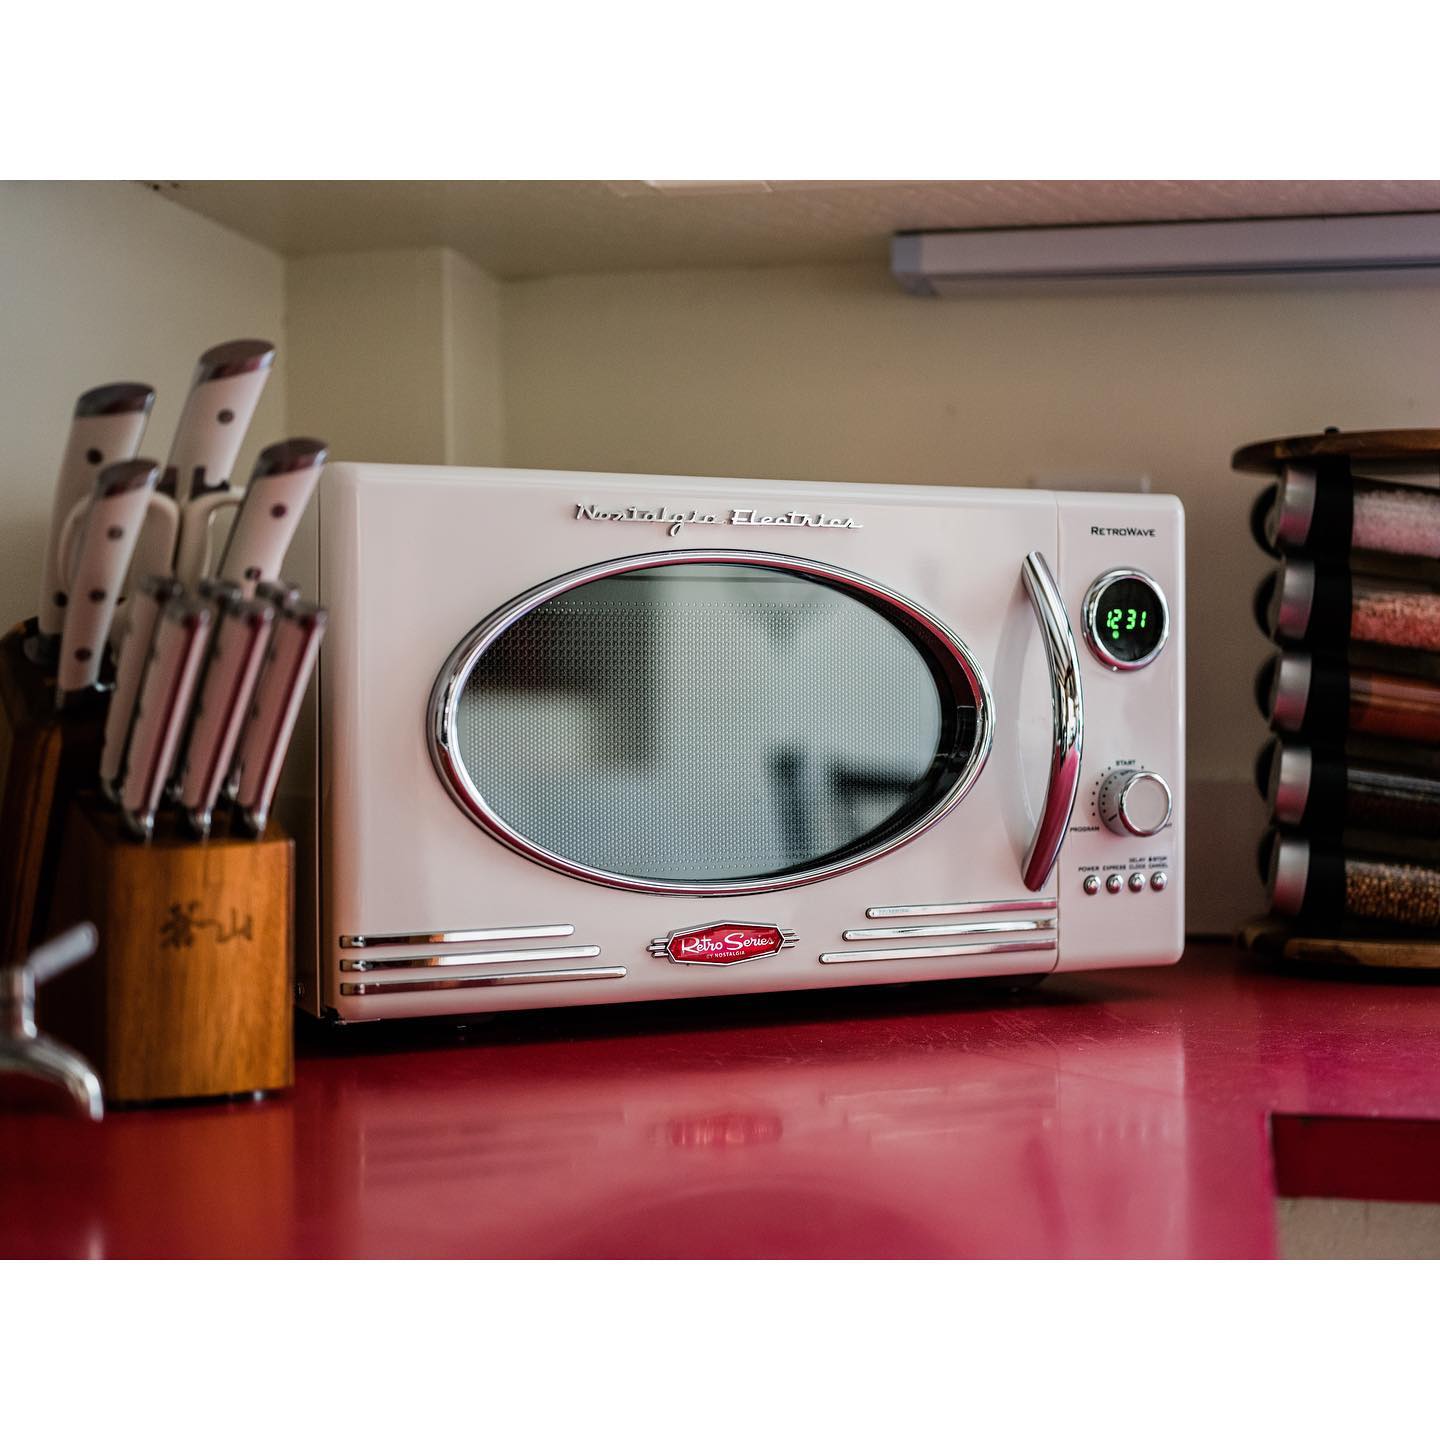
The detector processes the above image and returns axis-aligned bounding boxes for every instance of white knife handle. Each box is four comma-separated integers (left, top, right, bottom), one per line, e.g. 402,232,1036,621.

55,462,161,700
36,383,153,641
178,599,276,835
118,599,213,839
98,573,183,802
161,339,276,502
217,438,327,598
172,491,240,590
234,604,326,834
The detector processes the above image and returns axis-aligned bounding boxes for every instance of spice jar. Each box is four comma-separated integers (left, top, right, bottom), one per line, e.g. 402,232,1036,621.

1257,739,1440,837
1261,652,1440,744
1264,560,1440,654
1269,834,1440,929
1265,465,1440,562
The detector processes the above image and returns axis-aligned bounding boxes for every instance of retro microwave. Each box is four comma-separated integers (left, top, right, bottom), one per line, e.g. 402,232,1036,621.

302,465,1184,1022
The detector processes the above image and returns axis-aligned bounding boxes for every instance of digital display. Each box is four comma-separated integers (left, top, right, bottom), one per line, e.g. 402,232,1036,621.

1093,576,1165,664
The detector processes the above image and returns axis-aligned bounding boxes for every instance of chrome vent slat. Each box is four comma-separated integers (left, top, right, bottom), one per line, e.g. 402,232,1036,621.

341,944,603,974
340,966,627,997
865,897,1058,919
818,938,1057,966
843,918,1055,942
339,924,575,949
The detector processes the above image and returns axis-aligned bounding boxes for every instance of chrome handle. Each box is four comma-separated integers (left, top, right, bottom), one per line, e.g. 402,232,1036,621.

1020,551,1084,891
0,923,103,1121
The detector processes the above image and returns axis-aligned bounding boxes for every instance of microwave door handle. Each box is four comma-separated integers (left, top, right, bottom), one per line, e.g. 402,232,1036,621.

1020,550,1084,891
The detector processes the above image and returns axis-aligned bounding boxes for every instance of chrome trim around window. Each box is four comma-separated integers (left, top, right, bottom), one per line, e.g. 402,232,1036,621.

339,924,576,950
340,966,627,997
865,897,1057,918
1081,566,1171,673
428,547,995,897
1021,551,1084,892
341,945,602,973
842,918,1055,941
818,938,1057,965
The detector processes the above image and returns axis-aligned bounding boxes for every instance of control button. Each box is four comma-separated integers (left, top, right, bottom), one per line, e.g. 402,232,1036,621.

1150,871,1168,892
1105,874,1123,894
1099,769,1174,838
1127,872,1146,892
1083,875,1100,895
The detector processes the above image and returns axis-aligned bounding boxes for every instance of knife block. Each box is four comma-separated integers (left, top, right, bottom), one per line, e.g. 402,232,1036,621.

41,794,294,1105
0,620,105,966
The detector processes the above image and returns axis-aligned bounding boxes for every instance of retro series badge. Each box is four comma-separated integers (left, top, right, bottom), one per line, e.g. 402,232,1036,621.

650,922,799,966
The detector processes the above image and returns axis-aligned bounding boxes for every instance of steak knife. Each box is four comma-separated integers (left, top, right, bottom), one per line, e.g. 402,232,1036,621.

118,597,214,840
54,460,161,706
218,439,327,598
98,573,183,803
130,338,277,591
233,602,327,836
177,597,276,837
33,382,155,660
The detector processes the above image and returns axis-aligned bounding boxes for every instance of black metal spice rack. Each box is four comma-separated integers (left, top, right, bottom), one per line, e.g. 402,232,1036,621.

1235,427,1440,971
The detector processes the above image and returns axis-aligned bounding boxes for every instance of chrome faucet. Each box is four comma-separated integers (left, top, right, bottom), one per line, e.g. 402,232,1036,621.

0,923,104,1121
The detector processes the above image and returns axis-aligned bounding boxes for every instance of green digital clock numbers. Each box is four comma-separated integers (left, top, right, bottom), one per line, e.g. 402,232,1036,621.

1106,606,1149,642
1091,574,1166,666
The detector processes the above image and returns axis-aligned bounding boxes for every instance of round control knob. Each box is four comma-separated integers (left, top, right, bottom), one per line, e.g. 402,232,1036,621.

1099,769,1173,837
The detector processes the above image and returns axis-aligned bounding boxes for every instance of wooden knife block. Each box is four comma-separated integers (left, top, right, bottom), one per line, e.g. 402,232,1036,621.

42,796,294,1105
0,620,104,966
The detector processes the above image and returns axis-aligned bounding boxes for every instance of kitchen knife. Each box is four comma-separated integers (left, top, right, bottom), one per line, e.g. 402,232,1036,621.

118,597,213,840
177,596,276,837
130,338,277,591
54,461,161,705
98,573,183,803
32,383,155,662
217,439,327,598
232,602,326,836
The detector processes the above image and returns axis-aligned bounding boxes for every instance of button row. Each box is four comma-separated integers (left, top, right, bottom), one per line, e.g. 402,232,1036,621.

1082,871,1167,895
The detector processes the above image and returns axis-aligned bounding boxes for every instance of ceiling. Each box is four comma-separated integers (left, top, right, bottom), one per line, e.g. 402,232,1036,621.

149,180,1440,280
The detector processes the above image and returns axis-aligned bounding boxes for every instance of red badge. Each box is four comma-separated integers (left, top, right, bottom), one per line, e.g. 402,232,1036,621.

649,922,799,966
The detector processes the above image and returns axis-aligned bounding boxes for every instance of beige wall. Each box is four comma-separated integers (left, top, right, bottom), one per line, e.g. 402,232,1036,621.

0,181,287,630
502,262,1440,929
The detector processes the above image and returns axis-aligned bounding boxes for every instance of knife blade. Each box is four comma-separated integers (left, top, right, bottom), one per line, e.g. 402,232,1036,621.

32,383,155,663
98,573,183,803
232,602,326,836
118,597,214,840
217,438,327,598
54,460,161,706
176,597,276,837
129,338,277,591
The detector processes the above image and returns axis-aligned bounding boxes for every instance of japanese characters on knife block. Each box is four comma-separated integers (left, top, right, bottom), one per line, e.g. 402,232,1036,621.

1236,427,1440,970
0,336,328,1109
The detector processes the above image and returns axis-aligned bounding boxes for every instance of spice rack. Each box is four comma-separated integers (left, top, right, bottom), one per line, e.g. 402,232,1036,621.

1237,427,1440,968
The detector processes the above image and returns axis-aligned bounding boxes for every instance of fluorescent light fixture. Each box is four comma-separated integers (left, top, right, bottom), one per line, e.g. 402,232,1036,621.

892,214,1440,294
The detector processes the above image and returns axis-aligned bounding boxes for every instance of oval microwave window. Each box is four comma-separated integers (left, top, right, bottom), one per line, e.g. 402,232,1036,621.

430,554,992,893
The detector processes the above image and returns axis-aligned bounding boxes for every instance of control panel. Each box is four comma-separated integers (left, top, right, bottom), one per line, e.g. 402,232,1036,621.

1055,495,1184,972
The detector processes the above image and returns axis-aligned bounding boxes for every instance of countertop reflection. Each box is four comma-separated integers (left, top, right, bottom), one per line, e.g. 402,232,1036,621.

5,942,1440,1258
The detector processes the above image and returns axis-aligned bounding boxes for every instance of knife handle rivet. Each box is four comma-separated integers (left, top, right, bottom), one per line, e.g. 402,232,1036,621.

217,409,235,424
86,448,103,465
269,504,288,518
106,526,123,541
88,589,106,603
74,647,92,662
244,566,261,581
54,592,67,608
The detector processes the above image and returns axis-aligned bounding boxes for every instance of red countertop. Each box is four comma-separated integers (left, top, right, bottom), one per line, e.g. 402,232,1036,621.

3,941,1440,1258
